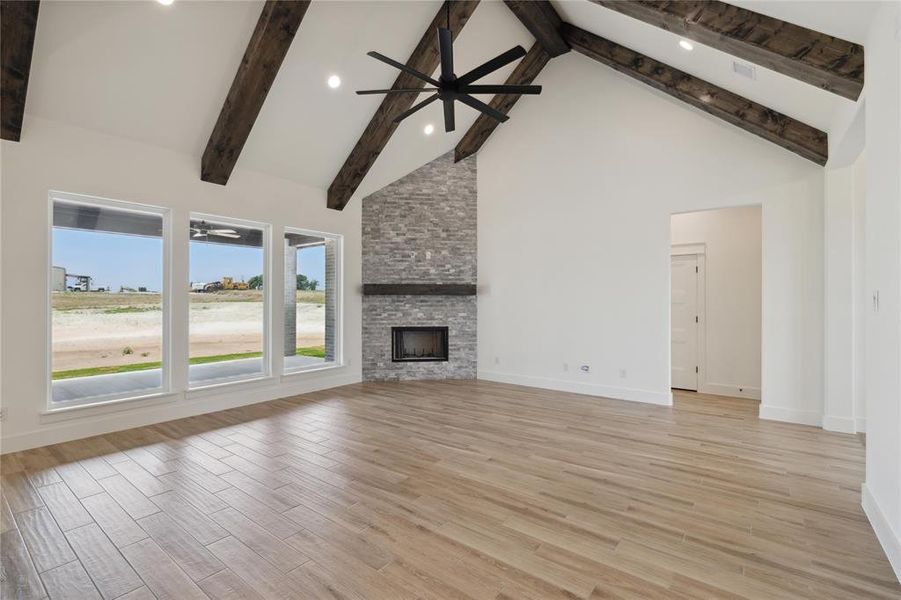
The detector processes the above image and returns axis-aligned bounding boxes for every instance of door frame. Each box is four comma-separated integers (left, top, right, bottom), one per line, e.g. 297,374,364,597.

671,244,707,392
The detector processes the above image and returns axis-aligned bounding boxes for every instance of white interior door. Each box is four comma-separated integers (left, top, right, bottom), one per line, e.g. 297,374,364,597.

671,254,699,391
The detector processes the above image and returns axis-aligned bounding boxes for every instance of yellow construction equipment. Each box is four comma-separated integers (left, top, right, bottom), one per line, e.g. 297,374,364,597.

221,277,249,291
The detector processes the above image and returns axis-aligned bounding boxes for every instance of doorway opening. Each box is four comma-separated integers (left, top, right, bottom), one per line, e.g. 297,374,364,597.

670,206,762,400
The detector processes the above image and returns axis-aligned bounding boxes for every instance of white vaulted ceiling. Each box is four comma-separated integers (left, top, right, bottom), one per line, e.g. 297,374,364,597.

24,1,880,200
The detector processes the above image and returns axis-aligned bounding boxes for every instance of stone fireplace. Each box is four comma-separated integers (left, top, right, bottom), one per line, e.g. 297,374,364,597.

362,151,476,381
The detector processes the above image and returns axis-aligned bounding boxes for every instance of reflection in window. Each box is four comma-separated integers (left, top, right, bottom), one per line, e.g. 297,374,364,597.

284,229,340,372
51,196,165,406
189,216,267,387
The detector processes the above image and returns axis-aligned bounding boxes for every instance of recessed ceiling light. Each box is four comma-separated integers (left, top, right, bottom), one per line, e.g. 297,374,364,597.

679,39,694,51
156,0,174,6
423,124,434,136
327,75,341,89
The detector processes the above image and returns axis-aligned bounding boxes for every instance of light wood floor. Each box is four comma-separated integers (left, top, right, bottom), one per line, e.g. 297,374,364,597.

1,381,898,599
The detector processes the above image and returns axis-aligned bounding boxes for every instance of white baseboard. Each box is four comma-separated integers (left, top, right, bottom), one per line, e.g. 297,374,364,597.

700,382,761,400
822,414,859,434
856,417,867,433
758,404,823,427
1,371,361,454
477,370,672,406
862,483,901,583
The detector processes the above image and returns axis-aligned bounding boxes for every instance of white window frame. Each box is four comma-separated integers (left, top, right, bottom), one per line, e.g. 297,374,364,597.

187,212,272,389
283,227,343,375
46,191,172,411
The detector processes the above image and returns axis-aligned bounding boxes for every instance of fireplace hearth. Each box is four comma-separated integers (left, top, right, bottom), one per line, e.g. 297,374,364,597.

392,327,449,362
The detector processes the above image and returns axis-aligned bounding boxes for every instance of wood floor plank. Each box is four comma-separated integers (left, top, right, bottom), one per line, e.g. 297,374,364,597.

36,482,93,532
2,472,45,513
137,511,224,582
98,475,159,521
39,560,101,600
14,507,76,573
156,472,228,514
119,538,208,600
0,528,46,599
80,492,148,548
78,456,119,481
53,461,104,499
209,507,308,573
64,523,144,599
114,586,157,600
0,493,16,534
19,448,63,489
215,487,303,540
149,491,228,546
113,459,170,497
197,568,265,600
1,382,898,599
207,536,314,600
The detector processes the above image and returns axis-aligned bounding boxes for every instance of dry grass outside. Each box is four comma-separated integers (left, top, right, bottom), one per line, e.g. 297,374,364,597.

52,289,325,310
52,292,327,372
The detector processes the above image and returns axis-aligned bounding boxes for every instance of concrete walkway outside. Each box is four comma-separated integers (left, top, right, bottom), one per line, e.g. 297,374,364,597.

52,355,325,404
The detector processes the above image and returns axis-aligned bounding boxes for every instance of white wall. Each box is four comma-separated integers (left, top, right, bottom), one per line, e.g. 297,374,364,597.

477,51,824,418
823,153,868,434
0,117,363,453
853,153,867,432
861,0,901,582
671,206,762,400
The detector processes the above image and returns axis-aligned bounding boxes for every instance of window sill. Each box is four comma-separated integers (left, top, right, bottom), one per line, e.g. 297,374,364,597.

185,375,277,399
282,362,346,379
41,390,177,423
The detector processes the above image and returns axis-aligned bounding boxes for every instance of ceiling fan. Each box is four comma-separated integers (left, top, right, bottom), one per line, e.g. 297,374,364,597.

356,6,541,132
191,221,240,239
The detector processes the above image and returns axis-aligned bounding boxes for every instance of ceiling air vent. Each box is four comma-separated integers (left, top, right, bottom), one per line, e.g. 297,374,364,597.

732,61,757,80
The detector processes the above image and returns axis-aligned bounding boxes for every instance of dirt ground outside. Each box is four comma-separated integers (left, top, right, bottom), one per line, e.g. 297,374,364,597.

52,291,325,372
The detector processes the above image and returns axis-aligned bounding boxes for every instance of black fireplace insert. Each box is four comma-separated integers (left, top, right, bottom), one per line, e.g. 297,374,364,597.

392,326,449,362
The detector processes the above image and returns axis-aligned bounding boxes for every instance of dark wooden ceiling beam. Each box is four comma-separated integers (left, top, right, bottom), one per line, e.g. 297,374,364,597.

591,0,863,101
201,1,310,185
1,0,40,142
503,0,569,57
561,23,827,165
327,1,480,211
453,0,567,162
454,43,550,162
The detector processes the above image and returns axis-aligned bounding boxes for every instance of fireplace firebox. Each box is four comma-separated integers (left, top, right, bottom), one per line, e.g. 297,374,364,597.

392,326,449,362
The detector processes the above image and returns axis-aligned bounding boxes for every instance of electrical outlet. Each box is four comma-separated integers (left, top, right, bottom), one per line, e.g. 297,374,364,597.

580,365,590,373
494,356,500,365
0,407,6,421
563,362,569,372
619,369,627,379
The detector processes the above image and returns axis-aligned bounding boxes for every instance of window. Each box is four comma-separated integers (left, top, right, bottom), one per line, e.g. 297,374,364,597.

283,228,341,372
189,215,268,387
50,193,168,407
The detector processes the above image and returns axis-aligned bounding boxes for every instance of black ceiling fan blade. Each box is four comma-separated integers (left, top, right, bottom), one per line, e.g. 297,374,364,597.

457,45,527,86
461,84,542,95
457,93,509,123
367,51,440,87
392,93,439,123
443,99,455,132
356,88,438,95
438,27,454,82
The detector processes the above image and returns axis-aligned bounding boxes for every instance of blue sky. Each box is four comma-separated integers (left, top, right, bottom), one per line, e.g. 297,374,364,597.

53,229,162,291
53,228,325,291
